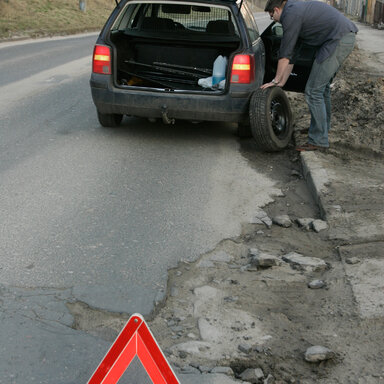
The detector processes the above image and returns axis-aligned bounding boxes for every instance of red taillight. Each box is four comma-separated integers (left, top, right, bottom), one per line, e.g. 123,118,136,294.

230,54,254,84
92,45,112,75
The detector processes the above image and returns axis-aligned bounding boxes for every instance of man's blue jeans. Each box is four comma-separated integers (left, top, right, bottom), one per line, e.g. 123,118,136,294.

305,32,356,148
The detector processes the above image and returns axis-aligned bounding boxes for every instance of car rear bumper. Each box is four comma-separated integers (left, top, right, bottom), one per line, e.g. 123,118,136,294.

90,75,254,123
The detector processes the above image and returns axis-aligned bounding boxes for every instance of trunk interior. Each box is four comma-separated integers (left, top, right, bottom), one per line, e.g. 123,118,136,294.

110,30,241,91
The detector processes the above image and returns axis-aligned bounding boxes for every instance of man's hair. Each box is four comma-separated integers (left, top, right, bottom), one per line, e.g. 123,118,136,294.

264,0,284,12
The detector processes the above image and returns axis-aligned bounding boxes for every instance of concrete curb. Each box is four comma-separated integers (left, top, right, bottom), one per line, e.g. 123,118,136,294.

300,149,384,243
300,151,329,220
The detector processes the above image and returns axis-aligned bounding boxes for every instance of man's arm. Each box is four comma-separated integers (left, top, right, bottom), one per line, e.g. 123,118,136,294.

260,57,293,89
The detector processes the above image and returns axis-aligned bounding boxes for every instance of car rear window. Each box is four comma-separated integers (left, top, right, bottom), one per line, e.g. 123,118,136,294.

111,1,239,37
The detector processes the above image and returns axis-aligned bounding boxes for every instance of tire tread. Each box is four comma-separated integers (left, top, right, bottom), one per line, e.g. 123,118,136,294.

249,87,293,152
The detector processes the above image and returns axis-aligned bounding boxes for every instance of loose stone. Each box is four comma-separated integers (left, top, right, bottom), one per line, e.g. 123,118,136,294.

272,215,292,228
251,209,270,225
346,257,361,265
250,217,264,225
198,365,211,373
211,366,234,376
250,252,280,268
308,279,326,289
240,368,265,383
304,345,335,362
238,343,252,354
312,219,328,233
282,252,328,272
262,216,273,229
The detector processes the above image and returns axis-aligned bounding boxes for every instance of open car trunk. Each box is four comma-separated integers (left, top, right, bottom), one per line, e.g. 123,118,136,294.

108,2,241,91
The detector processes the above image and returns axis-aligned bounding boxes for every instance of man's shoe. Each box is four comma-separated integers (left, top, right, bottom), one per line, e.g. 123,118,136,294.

295,143,328,152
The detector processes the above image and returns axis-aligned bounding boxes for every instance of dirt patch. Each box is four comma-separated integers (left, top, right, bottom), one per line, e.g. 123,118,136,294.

290,47,384,159
147,220,384,383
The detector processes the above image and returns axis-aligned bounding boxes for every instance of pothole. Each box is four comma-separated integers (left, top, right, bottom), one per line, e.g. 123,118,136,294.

67,300,130,341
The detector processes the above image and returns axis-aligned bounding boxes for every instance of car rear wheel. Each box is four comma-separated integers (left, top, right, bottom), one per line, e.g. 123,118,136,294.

249,87,293,152
97,111,123,127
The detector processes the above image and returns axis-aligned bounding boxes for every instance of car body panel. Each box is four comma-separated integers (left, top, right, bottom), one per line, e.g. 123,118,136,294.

91,73,255,122
90,0,266,123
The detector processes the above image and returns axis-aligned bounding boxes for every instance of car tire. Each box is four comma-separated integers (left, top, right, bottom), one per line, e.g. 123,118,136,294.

249,87,293,152
237,122,252,138
97,111,123,127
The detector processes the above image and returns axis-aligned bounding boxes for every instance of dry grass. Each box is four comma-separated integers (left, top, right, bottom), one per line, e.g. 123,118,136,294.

0,0,116,39
0,0,265,39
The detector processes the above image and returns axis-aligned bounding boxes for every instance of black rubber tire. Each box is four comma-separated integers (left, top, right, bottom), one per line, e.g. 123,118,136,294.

97,111,123,127
237,122,253,138
249,87,293,152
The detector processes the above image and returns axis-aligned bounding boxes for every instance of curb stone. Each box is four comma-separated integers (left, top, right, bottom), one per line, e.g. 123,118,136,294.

300,152,329,220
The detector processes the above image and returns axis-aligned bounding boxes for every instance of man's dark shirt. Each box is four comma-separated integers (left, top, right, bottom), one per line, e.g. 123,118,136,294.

279,0,358,63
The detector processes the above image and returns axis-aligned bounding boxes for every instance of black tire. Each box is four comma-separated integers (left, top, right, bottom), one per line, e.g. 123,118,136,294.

237,122,252,138
97,111,123,127
249,87,293,152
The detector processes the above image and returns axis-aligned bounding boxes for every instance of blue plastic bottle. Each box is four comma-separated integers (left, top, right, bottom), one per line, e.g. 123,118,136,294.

212,56,228,86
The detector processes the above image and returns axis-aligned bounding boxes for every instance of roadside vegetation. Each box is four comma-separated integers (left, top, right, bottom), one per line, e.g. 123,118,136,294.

0,0,116,39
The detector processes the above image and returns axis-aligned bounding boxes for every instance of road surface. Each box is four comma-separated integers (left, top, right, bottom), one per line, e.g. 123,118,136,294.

0,15,287,383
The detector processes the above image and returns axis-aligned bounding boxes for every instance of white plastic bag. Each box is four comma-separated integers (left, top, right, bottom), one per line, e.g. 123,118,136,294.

198,76,226,89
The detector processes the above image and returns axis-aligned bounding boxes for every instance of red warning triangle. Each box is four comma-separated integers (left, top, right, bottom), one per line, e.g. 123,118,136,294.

88,313,180,384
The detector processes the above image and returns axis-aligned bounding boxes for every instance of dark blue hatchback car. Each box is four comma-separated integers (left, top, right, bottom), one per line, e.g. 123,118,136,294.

90,0,314,151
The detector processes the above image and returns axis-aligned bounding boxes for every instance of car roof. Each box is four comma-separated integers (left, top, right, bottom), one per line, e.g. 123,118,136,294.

118,0,239,4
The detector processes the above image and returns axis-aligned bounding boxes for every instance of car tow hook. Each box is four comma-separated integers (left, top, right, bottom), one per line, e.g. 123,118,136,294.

161,106,175,125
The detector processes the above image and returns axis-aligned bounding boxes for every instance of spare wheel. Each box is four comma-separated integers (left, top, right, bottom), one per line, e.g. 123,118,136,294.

249,87,293,152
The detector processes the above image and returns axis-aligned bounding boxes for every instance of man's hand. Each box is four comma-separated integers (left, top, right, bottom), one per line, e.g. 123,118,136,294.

261,80,279,90
260,58,293,90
